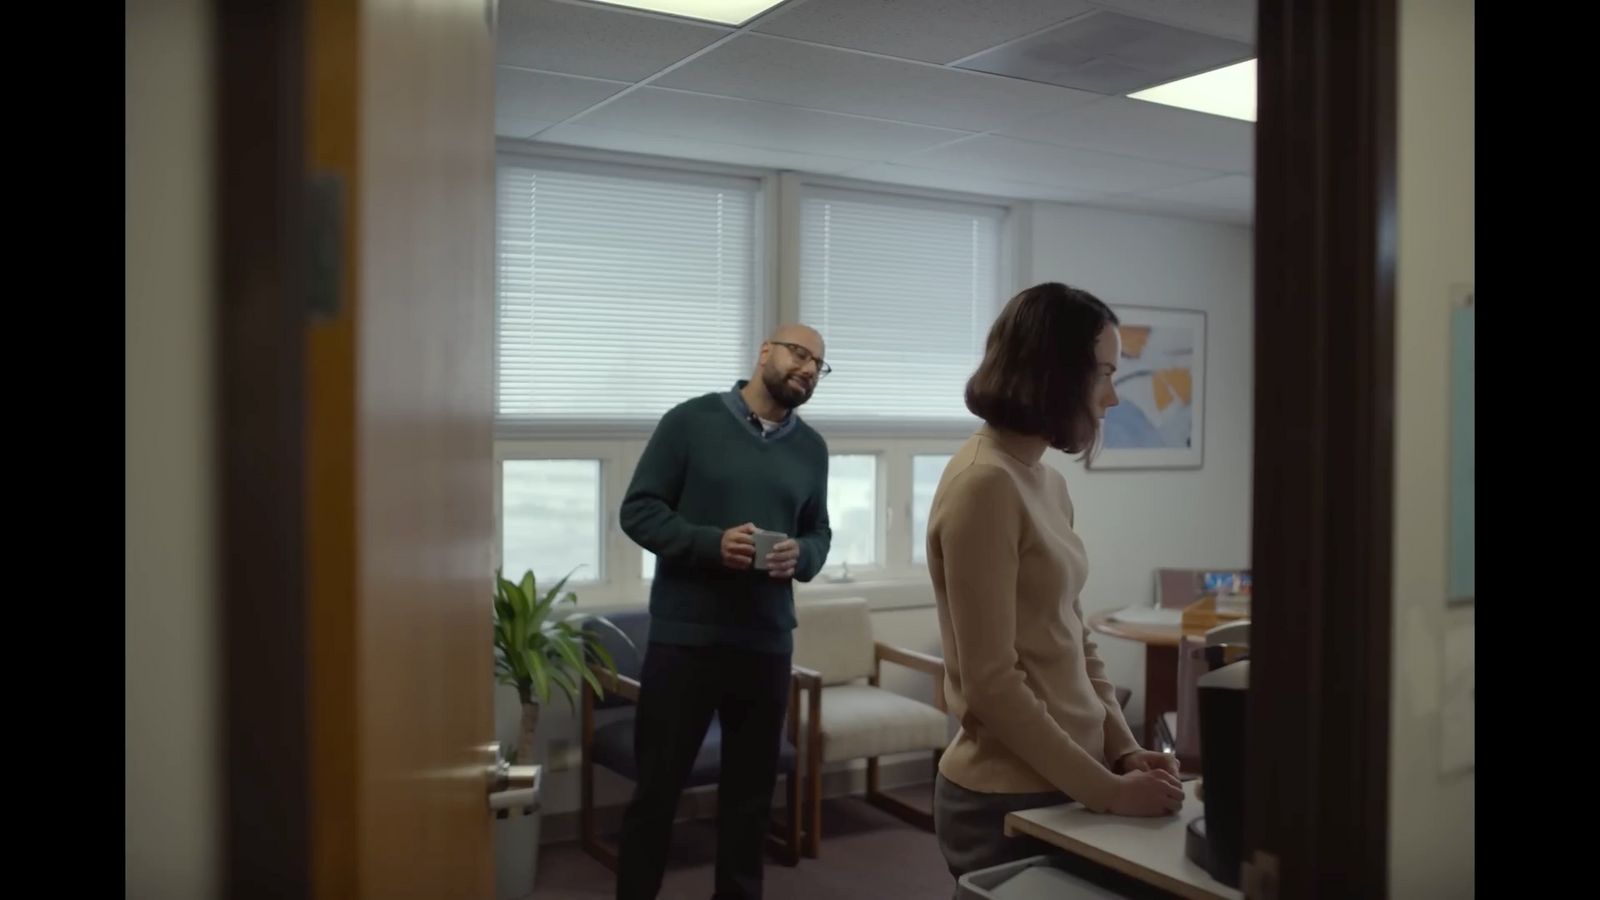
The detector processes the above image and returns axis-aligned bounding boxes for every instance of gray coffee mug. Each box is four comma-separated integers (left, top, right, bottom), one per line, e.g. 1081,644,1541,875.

751,529,787,570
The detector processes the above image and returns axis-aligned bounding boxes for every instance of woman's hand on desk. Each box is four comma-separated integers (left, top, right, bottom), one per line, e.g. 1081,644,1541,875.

1115,749,1181,778
1107,768,1186,817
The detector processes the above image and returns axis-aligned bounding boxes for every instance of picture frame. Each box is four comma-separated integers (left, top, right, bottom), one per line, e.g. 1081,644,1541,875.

1090,305,1207,470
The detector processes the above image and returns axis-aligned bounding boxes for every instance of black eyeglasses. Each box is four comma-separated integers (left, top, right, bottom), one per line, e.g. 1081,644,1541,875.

770,341,832,378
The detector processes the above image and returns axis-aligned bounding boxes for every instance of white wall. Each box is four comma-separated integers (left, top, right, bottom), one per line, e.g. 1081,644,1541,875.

125,1,218,897
1030,202,1256,727
1390,0,1475,894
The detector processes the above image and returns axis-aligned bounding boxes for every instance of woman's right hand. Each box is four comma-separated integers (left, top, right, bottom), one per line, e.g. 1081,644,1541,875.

1107,768,1186,817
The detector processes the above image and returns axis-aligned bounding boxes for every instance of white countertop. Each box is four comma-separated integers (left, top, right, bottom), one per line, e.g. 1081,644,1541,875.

1004,781,1243,900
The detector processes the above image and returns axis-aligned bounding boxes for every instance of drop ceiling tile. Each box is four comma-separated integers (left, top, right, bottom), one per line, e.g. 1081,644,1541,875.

900,134,1220,194
954,9,1253,95
999,96,1253,173
755,0,1095,64
570,87,972,160
836,161,1104,203
1081,0,1257,45
1135,173,1253,209
497,0,730,81
533,125,868,175
495,67,629,137
655,33,1099,132
1080,192,1253,226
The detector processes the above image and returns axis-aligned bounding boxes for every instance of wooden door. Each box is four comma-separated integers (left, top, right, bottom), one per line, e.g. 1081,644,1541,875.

311,0,498,896
218,0,498,895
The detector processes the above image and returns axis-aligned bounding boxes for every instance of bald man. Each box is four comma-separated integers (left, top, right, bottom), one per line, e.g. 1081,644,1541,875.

616,325,833,899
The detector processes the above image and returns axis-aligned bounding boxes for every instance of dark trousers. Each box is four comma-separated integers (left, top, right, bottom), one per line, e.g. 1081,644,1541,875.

616,641,792,900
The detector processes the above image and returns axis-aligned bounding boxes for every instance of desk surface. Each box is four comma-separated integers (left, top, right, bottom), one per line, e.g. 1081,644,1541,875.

1087,609,1184,648
1004,781,1241,900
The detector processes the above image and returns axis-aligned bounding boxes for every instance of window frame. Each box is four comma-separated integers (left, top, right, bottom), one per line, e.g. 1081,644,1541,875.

491,144,1021,607
492,145,779,441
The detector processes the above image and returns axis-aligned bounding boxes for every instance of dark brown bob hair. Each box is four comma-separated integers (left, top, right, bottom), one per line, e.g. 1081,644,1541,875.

964,282,1119,455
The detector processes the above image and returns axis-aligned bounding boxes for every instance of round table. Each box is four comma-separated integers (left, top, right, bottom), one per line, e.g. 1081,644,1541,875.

1087,609,1182,752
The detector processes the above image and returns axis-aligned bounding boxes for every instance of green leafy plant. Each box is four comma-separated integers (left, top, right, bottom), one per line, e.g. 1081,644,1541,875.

492,566,626,763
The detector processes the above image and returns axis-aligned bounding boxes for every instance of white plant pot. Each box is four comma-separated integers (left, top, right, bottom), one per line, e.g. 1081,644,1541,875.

492,686,544,899
494,807,542,900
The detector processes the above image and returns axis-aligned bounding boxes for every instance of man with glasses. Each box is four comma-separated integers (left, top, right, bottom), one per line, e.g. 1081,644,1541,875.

616,324,834,900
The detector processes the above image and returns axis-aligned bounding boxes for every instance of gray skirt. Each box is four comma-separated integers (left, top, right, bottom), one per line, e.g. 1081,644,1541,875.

932,773,1071,880
933,775,1176,899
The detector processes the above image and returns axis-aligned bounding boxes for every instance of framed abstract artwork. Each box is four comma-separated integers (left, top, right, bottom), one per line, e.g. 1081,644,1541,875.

1091,306,1207,470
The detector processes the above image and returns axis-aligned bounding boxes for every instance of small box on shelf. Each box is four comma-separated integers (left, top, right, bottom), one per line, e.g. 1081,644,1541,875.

1180,594,1250,637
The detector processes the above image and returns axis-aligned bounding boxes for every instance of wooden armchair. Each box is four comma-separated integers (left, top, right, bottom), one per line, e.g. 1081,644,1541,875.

790,597,950,858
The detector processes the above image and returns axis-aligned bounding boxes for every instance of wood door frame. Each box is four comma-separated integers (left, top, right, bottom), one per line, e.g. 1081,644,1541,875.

1247,0,1398,895
215,0,311,895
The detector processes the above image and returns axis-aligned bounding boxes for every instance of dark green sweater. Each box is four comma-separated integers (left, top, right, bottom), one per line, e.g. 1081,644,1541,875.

620,392,831,653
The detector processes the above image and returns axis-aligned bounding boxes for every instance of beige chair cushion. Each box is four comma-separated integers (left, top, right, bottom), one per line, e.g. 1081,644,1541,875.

801,684,950,763
792,597,875,686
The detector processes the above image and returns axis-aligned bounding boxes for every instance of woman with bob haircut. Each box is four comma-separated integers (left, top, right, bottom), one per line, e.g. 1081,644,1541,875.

926,282,1185,881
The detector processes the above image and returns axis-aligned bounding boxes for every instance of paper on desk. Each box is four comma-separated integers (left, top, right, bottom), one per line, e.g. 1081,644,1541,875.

1109,606,1184,627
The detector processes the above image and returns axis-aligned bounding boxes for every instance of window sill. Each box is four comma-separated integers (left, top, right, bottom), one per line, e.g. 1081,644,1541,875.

796,574,936,611
569,572,936,616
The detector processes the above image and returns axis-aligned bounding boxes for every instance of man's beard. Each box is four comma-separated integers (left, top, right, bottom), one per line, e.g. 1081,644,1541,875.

762,364,814,409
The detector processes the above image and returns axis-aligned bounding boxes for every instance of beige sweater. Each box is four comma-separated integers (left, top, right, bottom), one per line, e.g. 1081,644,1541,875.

927,426,1141,813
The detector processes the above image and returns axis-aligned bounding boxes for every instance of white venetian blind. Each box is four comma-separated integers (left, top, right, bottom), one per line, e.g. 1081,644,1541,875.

799,187,1004,424
496,160,757,431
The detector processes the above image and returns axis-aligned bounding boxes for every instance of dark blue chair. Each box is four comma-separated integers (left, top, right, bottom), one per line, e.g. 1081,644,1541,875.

579,610,803,869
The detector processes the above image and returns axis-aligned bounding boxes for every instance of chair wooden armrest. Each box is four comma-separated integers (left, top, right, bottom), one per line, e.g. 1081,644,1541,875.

790,664,823,689
874,642,943,677
872,642,947,712
790,665,823,743
789,664,825,858
588,665,641,703
789,665,824,738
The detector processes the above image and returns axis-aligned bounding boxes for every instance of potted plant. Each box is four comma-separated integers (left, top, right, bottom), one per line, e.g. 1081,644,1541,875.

492,566,624,765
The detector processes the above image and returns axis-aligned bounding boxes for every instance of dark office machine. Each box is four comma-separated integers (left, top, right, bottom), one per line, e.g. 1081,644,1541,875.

1185,658,1249,888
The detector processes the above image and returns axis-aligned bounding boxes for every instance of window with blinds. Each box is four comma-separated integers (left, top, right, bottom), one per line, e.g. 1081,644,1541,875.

495,159,759,433
798,187,1005,426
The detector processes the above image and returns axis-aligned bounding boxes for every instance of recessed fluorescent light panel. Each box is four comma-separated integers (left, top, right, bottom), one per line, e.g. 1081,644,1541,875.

1129,59,1257,122
584,1,787,27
